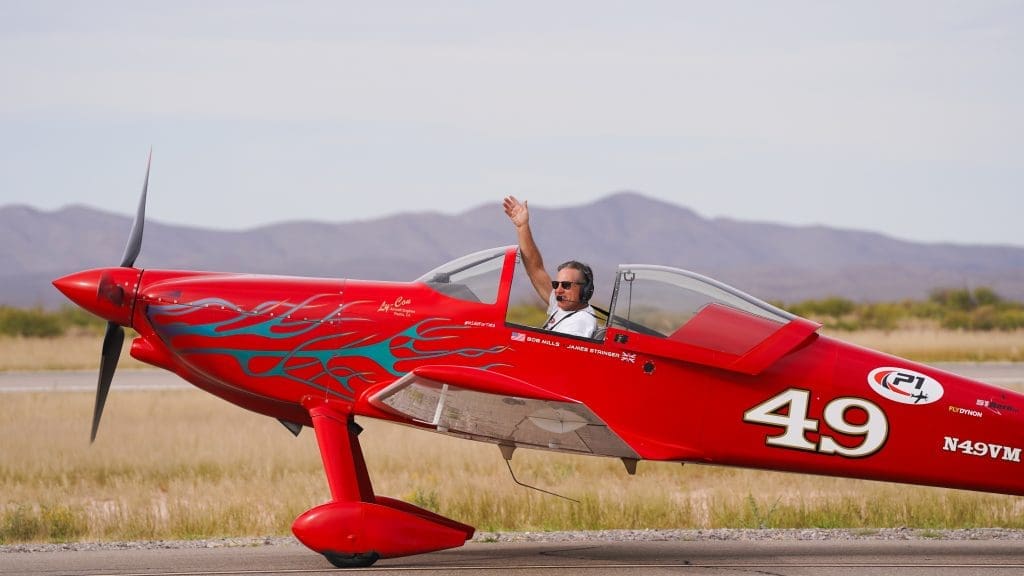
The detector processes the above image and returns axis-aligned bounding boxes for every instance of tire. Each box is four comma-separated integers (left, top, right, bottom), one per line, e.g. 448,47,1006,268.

323,551,380,568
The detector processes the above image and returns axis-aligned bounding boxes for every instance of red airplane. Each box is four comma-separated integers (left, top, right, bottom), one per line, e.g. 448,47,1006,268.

55,158,1024,568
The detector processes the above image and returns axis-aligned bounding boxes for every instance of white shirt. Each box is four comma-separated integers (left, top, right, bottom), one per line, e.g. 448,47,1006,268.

542,292,598,338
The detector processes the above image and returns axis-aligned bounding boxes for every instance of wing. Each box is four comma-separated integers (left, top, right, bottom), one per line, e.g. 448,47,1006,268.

367,365,639,459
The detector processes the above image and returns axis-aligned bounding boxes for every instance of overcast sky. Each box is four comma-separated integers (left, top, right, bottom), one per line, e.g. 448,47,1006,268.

1,1,1021,246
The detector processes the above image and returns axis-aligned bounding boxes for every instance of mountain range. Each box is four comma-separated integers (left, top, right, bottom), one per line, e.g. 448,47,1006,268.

4,192,1024,308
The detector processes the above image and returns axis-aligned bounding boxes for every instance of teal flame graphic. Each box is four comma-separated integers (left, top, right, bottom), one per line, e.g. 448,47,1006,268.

149,296,508,399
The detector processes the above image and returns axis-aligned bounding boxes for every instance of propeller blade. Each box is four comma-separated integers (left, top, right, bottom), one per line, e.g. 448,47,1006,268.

90,151,149,442
119,149,150,268
92,321,125,443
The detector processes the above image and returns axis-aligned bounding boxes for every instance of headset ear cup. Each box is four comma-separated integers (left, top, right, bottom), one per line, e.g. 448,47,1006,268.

581,264,595,304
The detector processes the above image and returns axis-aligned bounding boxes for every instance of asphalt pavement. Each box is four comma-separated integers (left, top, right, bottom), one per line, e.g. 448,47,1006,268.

5,539,1024,576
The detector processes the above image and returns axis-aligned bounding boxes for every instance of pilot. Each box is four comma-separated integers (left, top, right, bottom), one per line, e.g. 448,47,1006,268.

503,196,598,338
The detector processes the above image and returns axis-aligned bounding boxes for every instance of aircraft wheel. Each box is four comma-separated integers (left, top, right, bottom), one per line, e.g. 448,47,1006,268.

324,551,380,568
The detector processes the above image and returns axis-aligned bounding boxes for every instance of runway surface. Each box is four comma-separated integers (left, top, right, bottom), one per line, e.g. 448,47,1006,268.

0,369,190,393
4,539,1024,575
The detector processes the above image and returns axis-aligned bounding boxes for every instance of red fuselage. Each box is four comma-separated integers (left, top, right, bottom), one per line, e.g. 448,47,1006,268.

54,247,1024,498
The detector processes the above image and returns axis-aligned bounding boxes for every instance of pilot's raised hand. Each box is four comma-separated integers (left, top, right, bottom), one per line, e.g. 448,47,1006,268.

503,196,530,229
503,195,549,302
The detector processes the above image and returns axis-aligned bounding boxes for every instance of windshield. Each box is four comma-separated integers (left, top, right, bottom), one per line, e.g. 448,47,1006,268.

609,265,795,351
416,247,509,304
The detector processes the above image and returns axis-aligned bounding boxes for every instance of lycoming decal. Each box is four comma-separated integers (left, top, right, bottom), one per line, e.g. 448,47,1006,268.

867,367,943,405
942,436,1021,463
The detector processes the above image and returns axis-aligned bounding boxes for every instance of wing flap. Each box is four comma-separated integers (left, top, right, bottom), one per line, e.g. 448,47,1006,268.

367,365,638,459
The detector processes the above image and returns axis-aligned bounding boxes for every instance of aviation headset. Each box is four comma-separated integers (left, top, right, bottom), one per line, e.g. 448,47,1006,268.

557,260,595,305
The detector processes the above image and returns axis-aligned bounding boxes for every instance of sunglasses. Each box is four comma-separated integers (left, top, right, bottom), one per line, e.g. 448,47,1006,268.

551,280,582,290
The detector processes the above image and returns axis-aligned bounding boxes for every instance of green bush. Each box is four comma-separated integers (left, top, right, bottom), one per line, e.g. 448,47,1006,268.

0,305,106,338
42,505,88,542
0,307,64,338
941,311,972,330
974,287,1003,307
0,504,87,543
793,297,856,319
58,305,106,331
905,299,944,320
506,303,547,327
859,302,907,331
927,287,1001,312
0,505,43,543
994,309,1024,331
784,286,1024,332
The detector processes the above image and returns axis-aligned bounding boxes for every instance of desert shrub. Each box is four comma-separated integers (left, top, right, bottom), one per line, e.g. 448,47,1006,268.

929,288,980,311
904,299,944,320
973,287,1003,307
0,305,107,338
783,287,1024,332
994,309,1024,331
0,505,44,543
791,297,856,319
0,504,87,543
0,307,63,338
506,303,547,327
940,311,971,330
783,297,855,330
58,305,106,332
859,302,907,331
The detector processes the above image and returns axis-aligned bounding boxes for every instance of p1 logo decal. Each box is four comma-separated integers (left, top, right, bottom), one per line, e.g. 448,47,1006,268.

868,367,943,406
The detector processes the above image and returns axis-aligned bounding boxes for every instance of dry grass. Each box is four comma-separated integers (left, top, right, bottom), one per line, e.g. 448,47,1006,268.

830,328,1024,362
4,390,1024,544
0,333,149,372
3,328,1024,543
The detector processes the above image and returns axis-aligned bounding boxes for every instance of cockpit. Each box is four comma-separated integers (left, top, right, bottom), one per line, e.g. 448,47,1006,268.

418,247,808,362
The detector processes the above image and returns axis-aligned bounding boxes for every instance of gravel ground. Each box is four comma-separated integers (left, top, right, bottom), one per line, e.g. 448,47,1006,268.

5,528,1024,554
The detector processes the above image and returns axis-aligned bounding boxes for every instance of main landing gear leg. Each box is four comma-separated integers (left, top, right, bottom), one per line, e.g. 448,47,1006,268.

292,397,475,568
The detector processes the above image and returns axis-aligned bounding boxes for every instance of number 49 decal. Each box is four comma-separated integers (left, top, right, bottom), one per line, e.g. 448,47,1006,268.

743,388,889,458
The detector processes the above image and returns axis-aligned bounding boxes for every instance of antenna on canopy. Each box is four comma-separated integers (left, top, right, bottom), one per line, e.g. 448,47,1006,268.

499,445,579,504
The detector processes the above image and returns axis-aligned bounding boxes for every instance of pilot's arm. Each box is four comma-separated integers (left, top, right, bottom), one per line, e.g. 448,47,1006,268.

503,196,552,303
